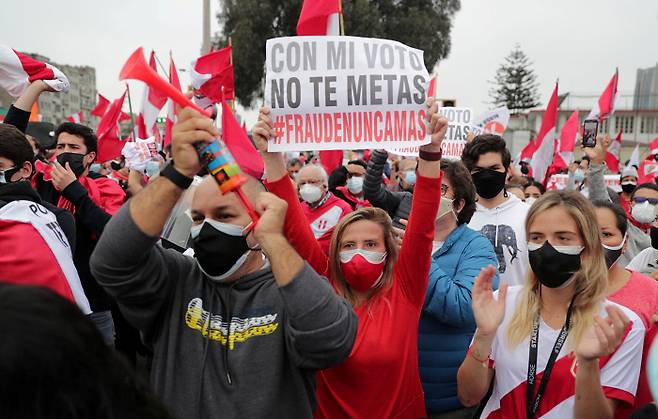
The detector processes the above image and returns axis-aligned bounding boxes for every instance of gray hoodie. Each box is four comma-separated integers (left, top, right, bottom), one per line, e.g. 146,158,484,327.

90,205,357,419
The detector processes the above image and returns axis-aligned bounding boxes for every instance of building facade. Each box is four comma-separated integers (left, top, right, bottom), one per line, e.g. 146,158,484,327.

634,62,658,110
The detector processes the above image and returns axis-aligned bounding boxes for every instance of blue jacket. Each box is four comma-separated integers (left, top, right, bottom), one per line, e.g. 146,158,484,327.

418,224,499,414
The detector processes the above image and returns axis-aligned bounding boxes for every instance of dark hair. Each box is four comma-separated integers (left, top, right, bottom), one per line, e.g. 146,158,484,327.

632,183,658,199
287,158,302,168
461,134,511,171
441,159,476,225
0,124,33,168
329,165,348,190
347,160,367,170
0,284,172,419
55,122,98,155
592,199,628,236
524,180,546,195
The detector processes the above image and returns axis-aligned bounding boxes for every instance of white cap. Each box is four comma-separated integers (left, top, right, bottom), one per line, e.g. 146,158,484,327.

621,165,638,179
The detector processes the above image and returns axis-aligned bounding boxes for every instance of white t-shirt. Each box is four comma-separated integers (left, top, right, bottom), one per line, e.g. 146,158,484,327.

468,195,529,286
626,247,658,276
480,286,644,419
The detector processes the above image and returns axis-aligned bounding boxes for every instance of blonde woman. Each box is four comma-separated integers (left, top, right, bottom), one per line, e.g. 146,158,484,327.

457,190,645,419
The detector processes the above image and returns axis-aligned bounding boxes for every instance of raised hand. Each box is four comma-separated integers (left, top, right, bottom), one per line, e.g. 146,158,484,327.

581,135,608,165
171,107,219,178
253,192,288,243
576,305,629,361
472,266,507,336
421,97,448,153
252,106,274,155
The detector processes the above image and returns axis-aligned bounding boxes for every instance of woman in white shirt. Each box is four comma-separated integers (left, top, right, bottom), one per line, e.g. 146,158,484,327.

457,189,645,419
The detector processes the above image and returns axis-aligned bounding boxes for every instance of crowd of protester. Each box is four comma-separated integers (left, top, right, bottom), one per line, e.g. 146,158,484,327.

2,75,658,419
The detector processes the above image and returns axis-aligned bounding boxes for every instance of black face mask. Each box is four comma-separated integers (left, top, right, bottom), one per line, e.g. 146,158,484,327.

57,152,87,177
621,183,636,194
192,221,251,279
603,247,623,270
520,165,529,175
471,168,507,199
528,241,583,288
651,227,658,250
110,161,123,171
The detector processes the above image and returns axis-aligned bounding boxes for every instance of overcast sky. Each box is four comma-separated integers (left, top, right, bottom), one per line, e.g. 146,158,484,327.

2,0,657,125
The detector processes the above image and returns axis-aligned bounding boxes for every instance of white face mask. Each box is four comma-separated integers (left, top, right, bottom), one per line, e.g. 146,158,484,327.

347,176,364,194
437,196,455,221
339,248,387,264
299,183,323,204
525,197,537,206
631,201,657,224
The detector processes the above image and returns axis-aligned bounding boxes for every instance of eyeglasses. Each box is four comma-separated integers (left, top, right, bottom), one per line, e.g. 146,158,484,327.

441,184,449,197
633,197,658,205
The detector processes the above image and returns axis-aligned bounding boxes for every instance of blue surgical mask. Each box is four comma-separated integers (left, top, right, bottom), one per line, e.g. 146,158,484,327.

404,170,417,186
574,169,585,183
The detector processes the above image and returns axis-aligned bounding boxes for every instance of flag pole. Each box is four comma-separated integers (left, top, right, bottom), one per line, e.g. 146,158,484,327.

125,83,136,140
153,50,170,80
228,37,235,112
339,0,345,36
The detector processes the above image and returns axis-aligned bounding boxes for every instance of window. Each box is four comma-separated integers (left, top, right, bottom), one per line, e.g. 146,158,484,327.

641,116,657,134
599,118,609,135
615,116,634,134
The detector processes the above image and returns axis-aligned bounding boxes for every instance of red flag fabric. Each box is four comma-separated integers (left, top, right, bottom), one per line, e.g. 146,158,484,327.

520,139,537,162
639,155,658,184
530,83,559,184
164,55,182,148
97,91,127,162
90,94,110,117
221,101,264,179
587,69,619,122
551,110,579,171
136,51,168,139
65,111,84,124
119,111,131,122
190,47,234,103
0,46,70,97
320,150,344,174
428,75,437,99
649,137,658,155
297,0,341,36
605,130,622,173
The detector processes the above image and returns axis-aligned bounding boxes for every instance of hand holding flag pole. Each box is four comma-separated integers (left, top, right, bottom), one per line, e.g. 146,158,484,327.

119,47,259,224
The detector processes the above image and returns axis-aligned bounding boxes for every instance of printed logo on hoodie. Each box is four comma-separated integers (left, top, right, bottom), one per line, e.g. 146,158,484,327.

185,298,279,349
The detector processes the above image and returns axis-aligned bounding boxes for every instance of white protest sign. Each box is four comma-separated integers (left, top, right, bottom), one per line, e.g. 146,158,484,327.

386,107,473,159
265,36,431,152
546,174,621,193
471,106,510,136
122,137,161,173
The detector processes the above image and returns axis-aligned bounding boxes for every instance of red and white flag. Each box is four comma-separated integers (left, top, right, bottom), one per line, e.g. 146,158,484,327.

297,0,341,36
605,130,622,173
97,90,128,162
552,110,579,171
587,69,619,122
65,111,84,124
649,137,658,155
0,46,69,97
531,82,559,184
628,144,640,169
639,154,658,184
90,94,110,117
136,51,168,140
164,55,182,148
222,100,264,179
190,47,234,104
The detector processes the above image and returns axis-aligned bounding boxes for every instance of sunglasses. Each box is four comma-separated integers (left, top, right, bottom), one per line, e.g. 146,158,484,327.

633,197,658,205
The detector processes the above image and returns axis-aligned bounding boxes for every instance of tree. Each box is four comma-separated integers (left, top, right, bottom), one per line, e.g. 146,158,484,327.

217,0,461,107
489,45,540,114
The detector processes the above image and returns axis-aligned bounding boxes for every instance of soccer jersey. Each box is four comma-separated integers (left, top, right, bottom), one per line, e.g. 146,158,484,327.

480,286,644,419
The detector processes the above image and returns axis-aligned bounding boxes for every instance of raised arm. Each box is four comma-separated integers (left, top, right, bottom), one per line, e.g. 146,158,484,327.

3,80,50,133
252,107,330,276
364,149,402,216
395,98,445,306
583,136,610,202
253,192,357,368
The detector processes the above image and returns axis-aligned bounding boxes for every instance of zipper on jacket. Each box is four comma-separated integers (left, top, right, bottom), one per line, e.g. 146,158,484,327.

223,282,235,386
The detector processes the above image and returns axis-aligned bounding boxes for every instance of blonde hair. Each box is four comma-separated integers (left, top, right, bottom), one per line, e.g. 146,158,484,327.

328,207,399,306
507,190,607,349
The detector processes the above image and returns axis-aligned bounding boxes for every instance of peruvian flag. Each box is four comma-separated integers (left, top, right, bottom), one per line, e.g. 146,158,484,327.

136,51,168,139
221,100,264,179
297,0,341,36
639,155,658,184
90,94,110,117
628,144,641,169
587,69,619,122
164,55,182,148
530,82,559,184
97,90,128,162
520,139,537,162
552,110,579,171
605,130,622,173
65,112,84,124
0,46,69,97
649,137,658,155
190,47,234,104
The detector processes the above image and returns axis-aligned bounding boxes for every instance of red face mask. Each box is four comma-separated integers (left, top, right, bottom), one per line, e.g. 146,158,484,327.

339,249,387,292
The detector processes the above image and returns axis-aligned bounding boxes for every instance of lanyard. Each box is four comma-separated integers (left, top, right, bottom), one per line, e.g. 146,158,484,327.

526,299,574,419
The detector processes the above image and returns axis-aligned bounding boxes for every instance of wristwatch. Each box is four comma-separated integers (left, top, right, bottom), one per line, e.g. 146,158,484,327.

160,162,194,190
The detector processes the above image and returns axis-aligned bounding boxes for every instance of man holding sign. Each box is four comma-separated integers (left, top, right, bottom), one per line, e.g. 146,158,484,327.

265,36,432,152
